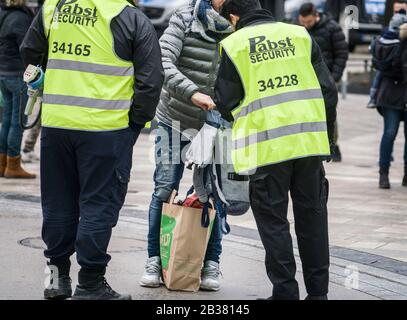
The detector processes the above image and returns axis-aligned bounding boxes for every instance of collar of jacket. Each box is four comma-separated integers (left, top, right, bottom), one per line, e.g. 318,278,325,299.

312,13,329,30
236,9,275,30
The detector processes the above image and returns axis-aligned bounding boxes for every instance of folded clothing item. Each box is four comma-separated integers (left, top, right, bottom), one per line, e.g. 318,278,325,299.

181,193,204,209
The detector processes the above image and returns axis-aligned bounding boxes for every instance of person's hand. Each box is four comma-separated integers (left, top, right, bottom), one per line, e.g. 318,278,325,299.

212,0,226,12
191,92,216,111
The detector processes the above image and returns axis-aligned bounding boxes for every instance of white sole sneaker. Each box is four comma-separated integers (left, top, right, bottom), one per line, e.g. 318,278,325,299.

139,277,161,288
200,281,220,292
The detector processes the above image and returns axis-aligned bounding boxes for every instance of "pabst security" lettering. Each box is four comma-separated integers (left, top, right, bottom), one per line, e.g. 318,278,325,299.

53,0,98,28
249,36,296,64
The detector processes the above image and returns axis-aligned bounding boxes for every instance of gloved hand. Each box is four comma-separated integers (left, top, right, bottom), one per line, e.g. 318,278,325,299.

325,142,335,163
186,123,218,168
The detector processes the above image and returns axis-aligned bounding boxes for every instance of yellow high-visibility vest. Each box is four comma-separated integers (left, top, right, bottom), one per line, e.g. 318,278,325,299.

220,22,330,174
42,0,135,131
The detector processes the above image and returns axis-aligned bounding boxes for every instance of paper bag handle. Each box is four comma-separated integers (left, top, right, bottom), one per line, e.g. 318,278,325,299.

168,190,177,204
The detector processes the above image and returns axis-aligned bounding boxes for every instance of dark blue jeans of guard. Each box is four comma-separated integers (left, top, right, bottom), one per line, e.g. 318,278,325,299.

147,122,223,264
379,108,407,169
41,127,139,269
0,76,28,157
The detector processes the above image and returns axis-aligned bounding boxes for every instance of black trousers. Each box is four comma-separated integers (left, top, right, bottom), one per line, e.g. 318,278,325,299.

41,127,139,270
249,157,329,300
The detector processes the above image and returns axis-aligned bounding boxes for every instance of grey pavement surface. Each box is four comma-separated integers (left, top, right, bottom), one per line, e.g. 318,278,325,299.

0,93,406,300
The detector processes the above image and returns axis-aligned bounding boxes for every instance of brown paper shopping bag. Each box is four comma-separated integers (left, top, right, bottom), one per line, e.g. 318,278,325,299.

160,191,215,292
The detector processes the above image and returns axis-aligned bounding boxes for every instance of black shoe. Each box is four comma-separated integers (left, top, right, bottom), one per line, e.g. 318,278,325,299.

72,277,132,300
257,296,274,300
44,275,72,300
305,295,328,300
379,168,391,189
403,168,407,187
332,145,342,162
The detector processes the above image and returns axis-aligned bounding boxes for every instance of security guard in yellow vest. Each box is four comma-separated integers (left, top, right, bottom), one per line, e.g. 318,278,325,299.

215,0,338,300
20,0,163,300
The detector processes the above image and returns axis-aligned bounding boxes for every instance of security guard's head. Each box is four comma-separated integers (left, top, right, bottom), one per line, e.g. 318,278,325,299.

220,0,261,28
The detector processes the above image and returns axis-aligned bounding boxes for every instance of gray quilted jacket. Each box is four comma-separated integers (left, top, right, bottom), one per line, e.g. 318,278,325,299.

156,3,224,134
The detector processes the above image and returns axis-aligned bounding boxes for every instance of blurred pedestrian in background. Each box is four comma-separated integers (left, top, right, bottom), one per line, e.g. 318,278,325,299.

140,0,232,292
298,2,348,162
370,13,407,189
394,0,407,14
0,0,35,179
368,1,407,108
21,120,40,163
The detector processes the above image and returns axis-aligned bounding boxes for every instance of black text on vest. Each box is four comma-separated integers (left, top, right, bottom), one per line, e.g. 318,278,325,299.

53,0,98,28
249,36,296,64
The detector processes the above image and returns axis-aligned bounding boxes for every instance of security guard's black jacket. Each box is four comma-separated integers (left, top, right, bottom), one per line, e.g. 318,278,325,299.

20,4,164,131
214,9,338,147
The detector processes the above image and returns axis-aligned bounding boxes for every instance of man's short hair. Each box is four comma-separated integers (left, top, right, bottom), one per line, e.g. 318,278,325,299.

220,0,262,20
299,2,318,17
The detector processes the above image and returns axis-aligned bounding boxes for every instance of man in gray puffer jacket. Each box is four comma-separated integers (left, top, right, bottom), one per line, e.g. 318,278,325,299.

140,0,232,291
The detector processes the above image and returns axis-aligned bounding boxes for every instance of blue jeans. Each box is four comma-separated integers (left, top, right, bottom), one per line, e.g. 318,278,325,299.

147,122,223,263
369,71,382,100
379,108,407,168
0,76,27,157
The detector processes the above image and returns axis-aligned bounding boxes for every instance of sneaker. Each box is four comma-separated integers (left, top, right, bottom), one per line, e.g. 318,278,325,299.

366,99,377,109
402,175,407,187
72,277,131,300
43,275,72,300
139,256,161,288
200,261,220,291
21,151,39,163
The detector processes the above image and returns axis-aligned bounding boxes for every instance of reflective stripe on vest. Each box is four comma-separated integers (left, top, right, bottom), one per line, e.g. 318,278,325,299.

42,0,134,131
47,59,134,77
220,23,330,174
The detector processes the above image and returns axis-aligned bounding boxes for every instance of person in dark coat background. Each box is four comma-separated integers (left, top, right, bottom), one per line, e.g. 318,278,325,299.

373,16,407,189
402,23,407,105
0,0,35,179
298,2,348,163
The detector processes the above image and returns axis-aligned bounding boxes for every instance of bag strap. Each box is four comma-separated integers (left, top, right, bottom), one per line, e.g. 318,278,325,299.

208,163,231,235
201,202,211,228
201,198,215,228
188,185,213,229
167,190,177,204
